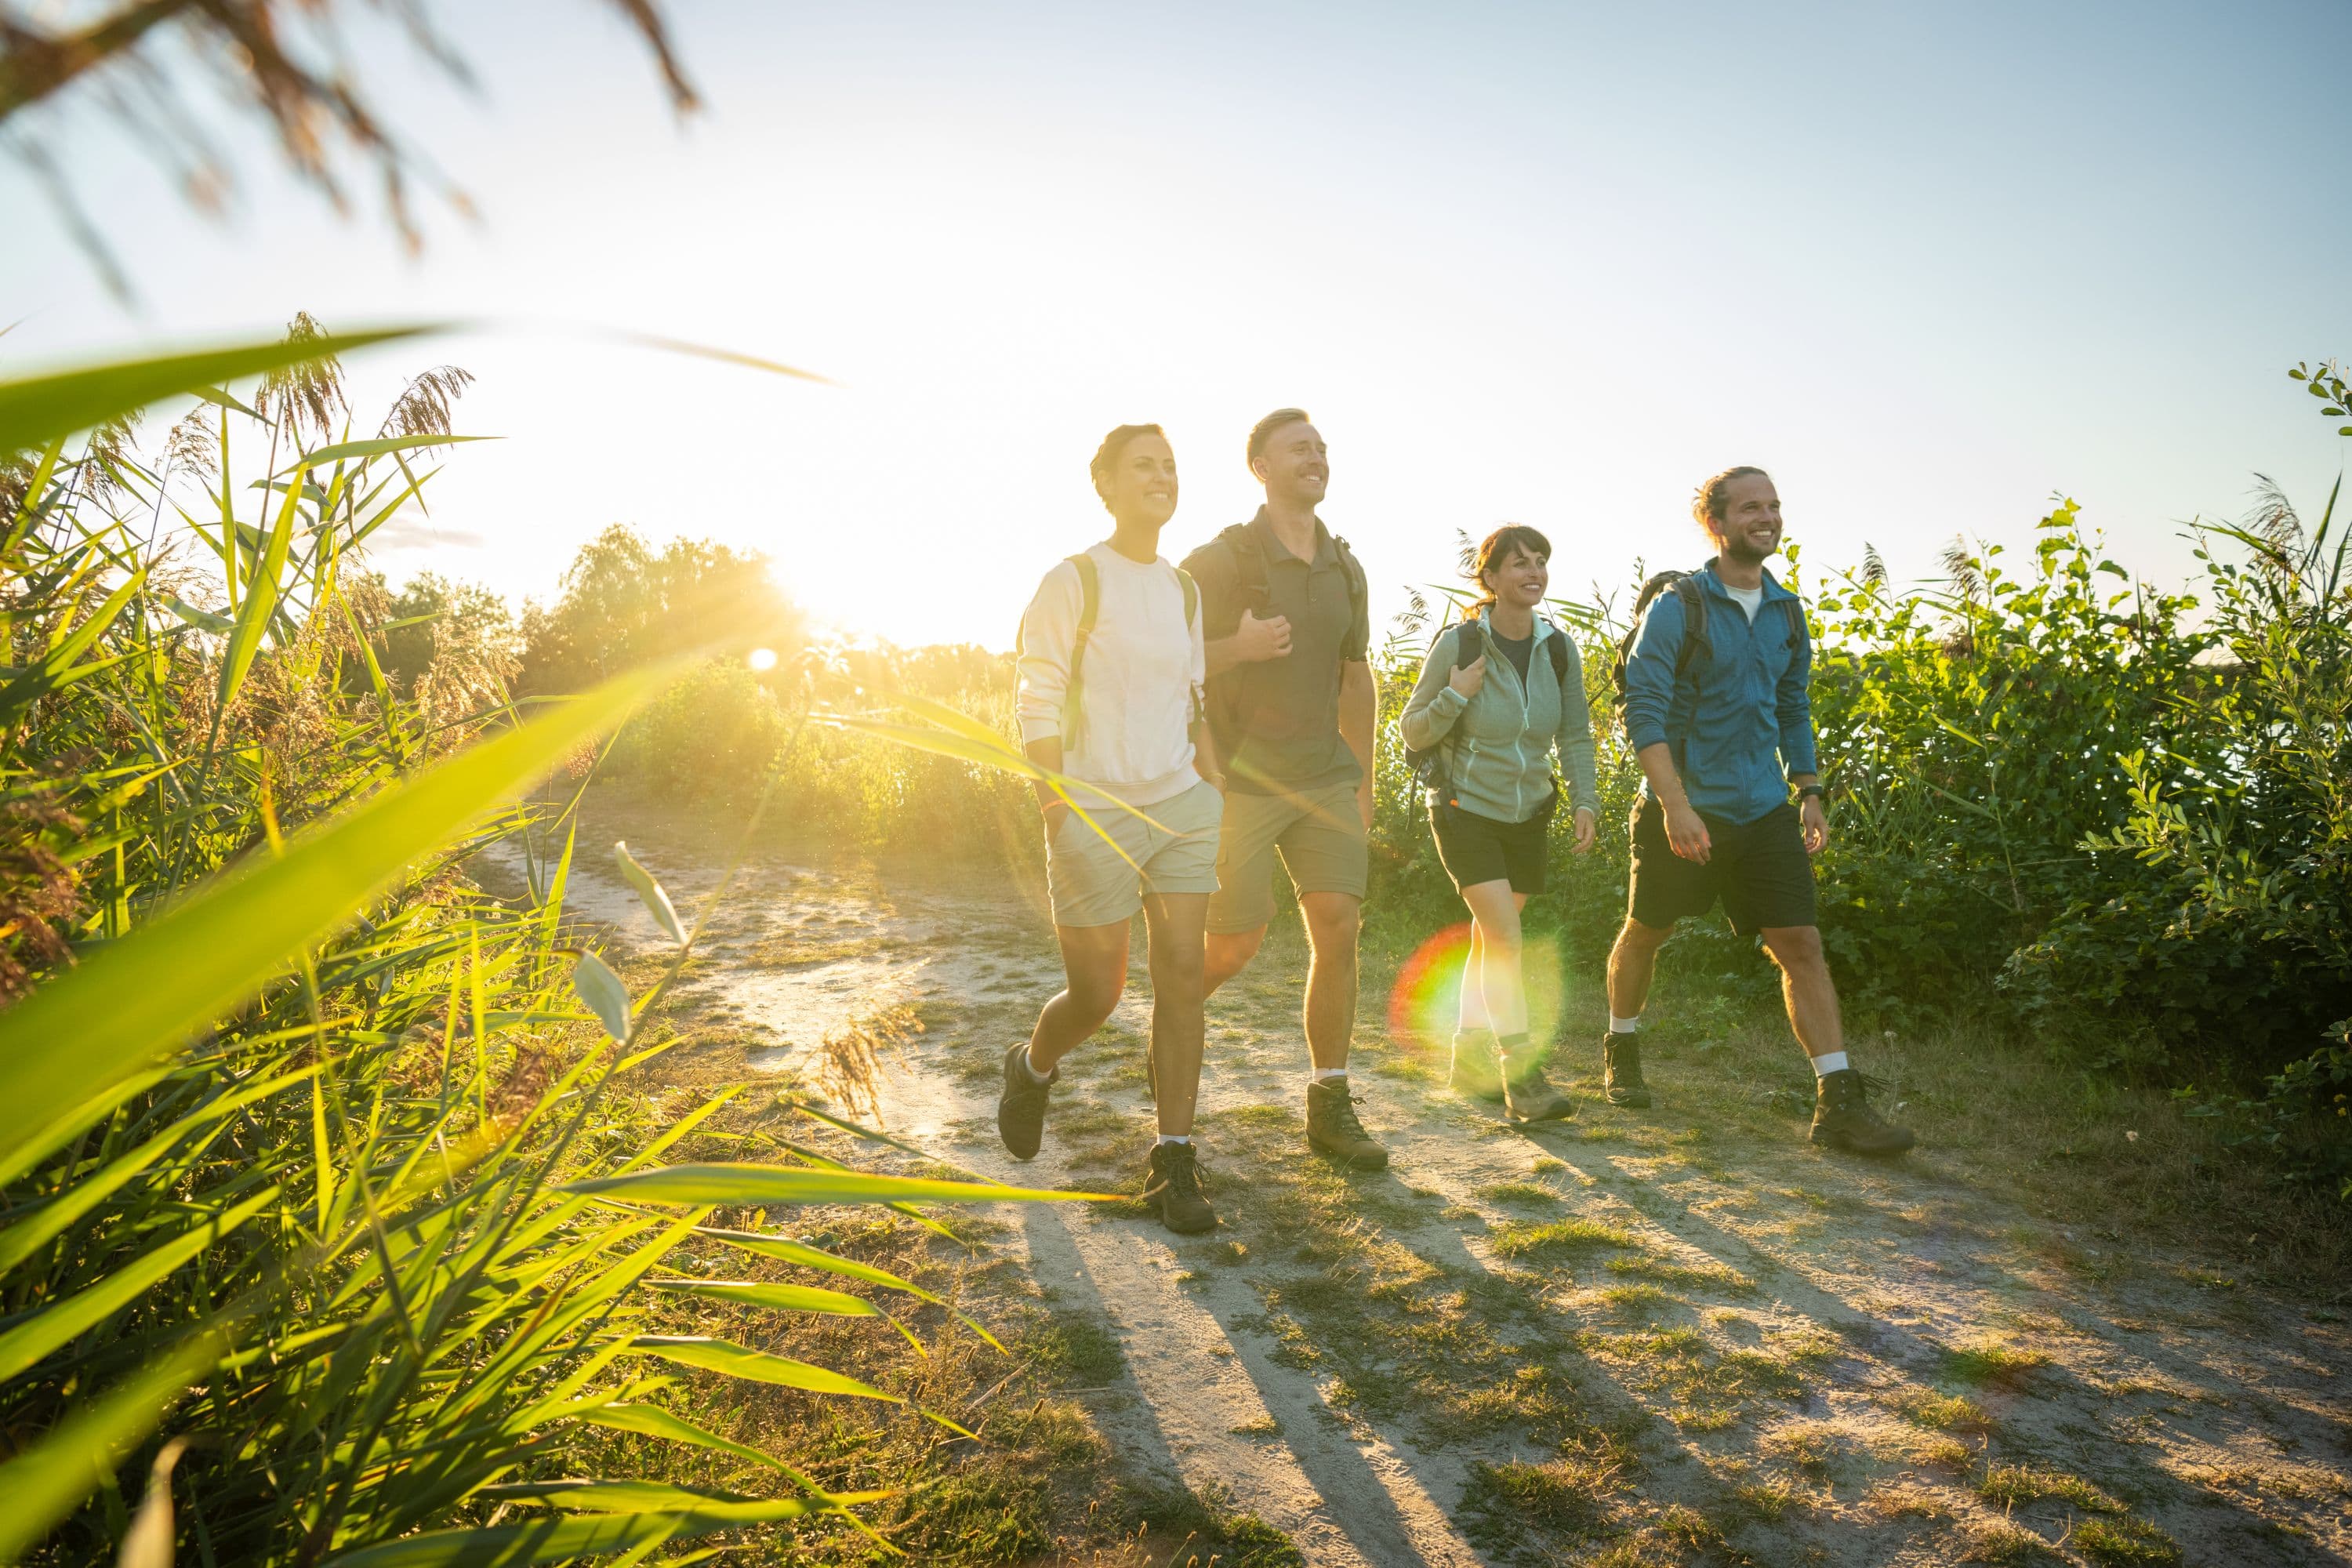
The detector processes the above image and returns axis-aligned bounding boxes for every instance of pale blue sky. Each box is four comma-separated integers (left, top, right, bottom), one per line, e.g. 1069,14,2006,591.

5,0,2348,645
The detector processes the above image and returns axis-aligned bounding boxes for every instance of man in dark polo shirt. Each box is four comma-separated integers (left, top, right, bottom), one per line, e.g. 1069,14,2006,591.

1180,408,1387,1171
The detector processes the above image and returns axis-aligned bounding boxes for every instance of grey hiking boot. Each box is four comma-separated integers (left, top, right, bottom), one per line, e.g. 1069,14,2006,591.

1602,1032,1652,1109
1305,1077,1389,1170
1450,1028,1504,1101
1142,1141,1217,1233
996,1043,1056,1160
1496,1045,1575,1123
1809,1069,1915,1156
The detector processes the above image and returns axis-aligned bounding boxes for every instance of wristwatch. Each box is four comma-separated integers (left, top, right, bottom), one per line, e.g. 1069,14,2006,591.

1795,784,1825,802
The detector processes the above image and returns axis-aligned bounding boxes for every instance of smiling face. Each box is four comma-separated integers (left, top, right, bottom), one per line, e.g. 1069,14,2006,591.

1710,471,1784,564
1098,430,1178,528
1483,544,1550,611
1251,420,1328,508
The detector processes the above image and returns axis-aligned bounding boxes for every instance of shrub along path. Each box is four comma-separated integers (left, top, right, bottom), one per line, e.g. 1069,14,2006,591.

528,815,2352,1567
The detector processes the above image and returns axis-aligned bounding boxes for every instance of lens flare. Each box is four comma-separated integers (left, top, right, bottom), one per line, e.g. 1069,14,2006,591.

1388,922,1474,1049
746,647,779,672
1388,919,1570,1053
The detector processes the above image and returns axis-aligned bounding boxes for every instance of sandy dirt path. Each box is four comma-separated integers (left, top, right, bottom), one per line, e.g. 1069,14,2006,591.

513,834,2352,1567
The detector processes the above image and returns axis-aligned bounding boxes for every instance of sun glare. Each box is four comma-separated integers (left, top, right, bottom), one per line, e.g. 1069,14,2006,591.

746,647,779,672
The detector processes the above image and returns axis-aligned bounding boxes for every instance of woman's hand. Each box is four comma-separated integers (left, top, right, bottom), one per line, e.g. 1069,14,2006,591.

1570,807,1597,854
1449,653,1486,699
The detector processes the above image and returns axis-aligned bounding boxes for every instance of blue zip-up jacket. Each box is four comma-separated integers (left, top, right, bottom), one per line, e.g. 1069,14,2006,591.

1621,561,1817,826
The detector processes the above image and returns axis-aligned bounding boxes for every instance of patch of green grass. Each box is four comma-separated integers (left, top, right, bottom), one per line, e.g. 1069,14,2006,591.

1529,1156,1569,1174
1604,1253,1755,1294
1978,1463,2121,1514
1722,1473,1803,1523
1490,1215,1639,1261
1941,1337,2051,1387
1893,1386,1994,1432
1479,1181,1562,1206
1454,1455,1619,1553
1597,1283,1678,1319
1027,1310,1126,1386
1960,1519,2064,1564
1370,1054,1439,1083
1125,1482,1305,1568
2071,1517,2182,1566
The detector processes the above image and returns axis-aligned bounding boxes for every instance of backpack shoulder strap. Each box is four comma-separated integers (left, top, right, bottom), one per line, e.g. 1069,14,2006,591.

1334,533,1370,623
1063,552,1098,752
1175,565,1198,630
1669,575,1709,683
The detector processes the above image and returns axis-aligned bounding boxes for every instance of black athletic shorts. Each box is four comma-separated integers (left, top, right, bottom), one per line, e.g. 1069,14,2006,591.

1430,800,1549,895
1628,797,1816,935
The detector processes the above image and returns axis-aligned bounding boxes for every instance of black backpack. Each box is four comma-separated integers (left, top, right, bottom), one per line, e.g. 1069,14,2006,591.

1607,567,1810,720
1405,616,1572,799
1610,571,1711,717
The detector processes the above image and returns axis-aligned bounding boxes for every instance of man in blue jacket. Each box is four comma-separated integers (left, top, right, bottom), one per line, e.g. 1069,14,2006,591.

1605,466,1914,1155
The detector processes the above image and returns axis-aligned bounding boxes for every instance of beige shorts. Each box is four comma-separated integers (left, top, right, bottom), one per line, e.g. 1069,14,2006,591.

1044,778,1223,929
1207,780,1369,935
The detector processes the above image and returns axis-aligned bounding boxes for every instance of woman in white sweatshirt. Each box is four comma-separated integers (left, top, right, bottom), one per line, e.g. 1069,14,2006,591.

997,423,1222,1235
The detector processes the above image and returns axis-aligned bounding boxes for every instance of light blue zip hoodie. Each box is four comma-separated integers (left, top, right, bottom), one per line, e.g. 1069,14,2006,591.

1399,608,1601,824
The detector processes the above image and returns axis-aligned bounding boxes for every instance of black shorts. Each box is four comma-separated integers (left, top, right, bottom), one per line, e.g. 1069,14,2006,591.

1628,798,1816,935
1431,800,1549,895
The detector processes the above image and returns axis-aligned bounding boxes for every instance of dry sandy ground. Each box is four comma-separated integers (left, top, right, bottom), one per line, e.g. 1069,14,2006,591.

501,830,2352,1568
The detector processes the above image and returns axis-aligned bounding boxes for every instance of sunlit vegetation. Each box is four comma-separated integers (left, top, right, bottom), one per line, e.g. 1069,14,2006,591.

0,325,1094,1561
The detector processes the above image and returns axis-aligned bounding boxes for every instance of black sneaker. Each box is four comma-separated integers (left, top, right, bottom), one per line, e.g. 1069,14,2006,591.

1602,1032,1652,1109
1143,1142,1217,1233
1305,1077,1389,1170
996,1043,1056,1160
1809,1069,1915,1156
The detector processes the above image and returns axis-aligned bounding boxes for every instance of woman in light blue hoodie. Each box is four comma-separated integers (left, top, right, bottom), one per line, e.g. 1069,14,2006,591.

1399,525,1599,1122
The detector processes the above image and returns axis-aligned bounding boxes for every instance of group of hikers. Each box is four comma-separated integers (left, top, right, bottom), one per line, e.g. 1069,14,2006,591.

1002,409,1914,1236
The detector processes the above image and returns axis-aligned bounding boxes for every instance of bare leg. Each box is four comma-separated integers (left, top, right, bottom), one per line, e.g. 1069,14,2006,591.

1142,892,1208,1137
1607,915,1672,1019
1298,891,1361,1072
1759,924,1844,1060
1457,881,1530,1037
1202,926,1265,998
1457,922,1490,1030
1028,920,1130,1075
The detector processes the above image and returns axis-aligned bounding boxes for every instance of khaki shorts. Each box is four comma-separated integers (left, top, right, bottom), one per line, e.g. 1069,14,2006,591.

1045,778,1222,929
1207,781,1369,935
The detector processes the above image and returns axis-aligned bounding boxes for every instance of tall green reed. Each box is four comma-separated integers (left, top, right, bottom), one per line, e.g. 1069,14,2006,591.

0,322,1094,1565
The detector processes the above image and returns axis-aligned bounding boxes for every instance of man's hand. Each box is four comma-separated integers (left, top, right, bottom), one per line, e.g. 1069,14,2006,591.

1664,800,1712,864
1570,807,1598,855
1448,653,1486,699
1233,608,1292,662
1799,794,1829,855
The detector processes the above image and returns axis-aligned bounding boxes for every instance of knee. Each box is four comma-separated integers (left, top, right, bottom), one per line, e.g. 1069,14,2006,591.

1152,944,1206,993
1615,917,1669,955
1067,972,1126,1023
1207,928,1263,969
1762,926,1826,972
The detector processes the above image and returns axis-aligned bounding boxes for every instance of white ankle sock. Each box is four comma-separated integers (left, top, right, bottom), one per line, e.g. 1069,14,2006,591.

1609,1014,1641,1033
1809,1051,1849,1077
1312,1066,1348,1083
1018,1044,1054,1083
1157,1133,1190,1145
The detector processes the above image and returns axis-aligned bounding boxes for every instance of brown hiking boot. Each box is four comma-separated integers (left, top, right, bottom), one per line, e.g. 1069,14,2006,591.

1305,1077,1388,1170
1809,1069,1915,1156
1449,1029,1504,1101
1602,1032,1652,1109
1497,1045,1574,1123
1142,1141,1217,1234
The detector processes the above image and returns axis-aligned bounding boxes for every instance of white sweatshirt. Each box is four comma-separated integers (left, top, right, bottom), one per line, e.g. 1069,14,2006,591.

1015,543,1206,808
